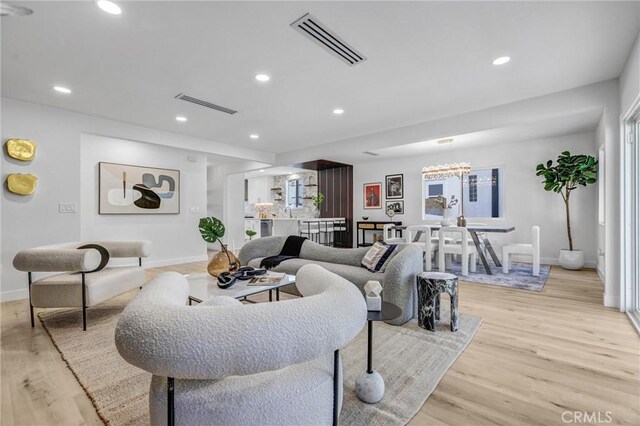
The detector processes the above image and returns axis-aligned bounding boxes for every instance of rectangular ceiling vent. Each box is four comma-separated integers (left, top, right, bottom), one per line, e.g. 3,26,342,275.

174,93,237,115
363,151,379,157
290,13,367,66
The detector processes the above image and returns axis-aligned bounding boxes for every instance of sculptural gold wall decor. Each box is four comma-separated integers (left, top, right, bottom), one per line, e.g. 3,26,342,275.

7,173,38,195
5,139,37,161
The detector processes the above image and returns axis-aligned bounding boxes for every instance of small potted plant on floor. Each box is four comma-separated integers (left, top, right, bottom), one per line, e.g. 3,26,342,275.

536,151,597,270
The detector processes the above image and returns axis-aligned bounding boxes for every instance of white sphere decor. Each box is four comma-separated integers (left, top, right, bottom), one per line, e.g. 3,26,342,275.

355,370,385,403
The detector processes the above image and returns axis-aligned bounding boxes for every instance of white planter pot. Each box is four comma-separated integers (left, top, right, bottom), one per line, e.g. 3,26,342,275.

559,249,584,270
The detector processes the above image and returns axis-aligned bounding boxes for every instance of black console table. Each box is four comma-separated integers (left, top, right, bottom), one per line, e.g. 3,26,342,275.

356,221,402,247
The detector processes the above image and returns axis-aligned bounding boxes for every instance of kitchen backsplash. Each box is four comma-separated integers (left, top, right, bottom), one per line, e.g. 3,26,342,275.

250,171,319,218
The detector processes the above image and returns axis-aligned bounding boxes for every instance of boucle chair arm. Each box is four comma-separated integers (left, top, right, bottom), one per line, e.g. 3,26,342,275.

13,246,101,272
115,264,367,380
92,240,151,258
382,244,423,325
238,236,287,265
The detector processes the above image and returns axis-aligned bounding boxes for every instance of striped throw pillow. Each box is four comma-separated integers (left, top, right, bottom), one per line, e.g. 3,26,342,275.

361,242,398,272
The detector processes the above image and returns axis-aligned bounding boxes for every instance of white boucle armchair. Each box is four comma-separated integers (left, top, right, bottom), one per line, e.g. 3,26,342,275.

13,240,150,330
115,264,367,426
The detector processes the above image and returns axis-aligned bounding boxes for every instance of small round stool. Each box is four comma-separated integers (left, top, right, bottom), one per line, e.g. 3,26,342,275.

416,272,459,332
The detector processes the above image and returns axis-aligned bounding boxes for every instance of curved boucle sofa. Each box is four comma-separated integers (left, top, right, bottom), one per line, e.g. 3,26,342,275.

238,236,423,325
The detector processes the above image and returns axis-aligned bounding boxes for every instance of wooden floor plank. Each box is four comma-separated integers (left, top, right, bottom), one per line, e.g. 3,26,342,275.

1,261,638,425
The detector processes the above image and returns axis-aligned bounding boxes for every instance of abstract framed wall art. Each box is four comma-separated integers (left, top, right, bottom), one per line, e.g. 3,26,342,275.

386,200,404,215
363,182,382,209
385,174,403,199
99,162,180,214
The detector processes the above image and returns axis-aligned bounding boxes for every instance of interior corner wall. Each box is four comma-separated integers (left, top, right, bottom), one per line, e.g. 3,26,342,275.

0,98,221,301
80,134,208,267
353,131,599,266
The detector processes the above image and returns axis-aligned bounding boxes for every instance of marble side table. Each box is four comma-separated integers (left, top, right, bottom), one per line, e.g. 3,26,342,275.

355,301,402,404
416,272,459,332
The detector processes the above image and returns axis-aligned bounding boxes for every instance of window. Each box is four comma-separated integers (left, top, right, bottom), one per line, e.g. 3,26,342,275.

422,167,503,220
468,175,478,202
287,178,303,207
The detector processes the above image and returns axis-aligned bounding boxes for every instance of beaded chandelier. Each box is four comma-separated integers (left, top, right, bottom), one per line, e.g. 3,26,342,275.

422,163,471,180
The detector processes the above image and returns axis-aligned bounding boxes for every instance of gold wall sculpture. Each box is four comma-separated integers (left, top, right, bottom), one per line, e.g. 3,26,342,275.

6,173,38,195
5,139,37,161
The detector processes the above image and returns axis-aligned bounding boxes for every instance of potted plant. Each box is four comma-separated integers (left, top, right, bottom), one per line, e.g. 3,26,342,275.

245,229,257,240
312,192,325,218
536,151,598,270
198,217,240,277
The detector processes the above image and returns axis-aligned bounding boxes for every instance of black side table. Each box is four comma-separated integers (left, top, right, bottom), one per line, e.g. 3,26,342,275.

355,301,402,404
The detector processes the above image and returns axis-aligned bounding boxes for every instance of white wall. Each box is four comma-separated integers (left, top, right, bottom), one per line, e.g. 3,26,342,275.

80,134,207,266
353,132,599,267
1,98,268,301
620,33,639,115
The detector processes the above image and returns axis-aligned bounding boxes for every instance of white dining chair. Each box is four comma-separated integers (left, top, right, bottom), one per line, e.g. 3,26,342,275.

439,227,477,276
404,225,439,271
502,226,540,276
382,224,404,244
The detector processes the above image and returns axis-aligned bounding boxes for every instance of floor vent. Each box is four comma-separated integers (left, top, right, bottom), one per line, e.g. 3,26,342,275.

290,13,367,66
174,93,237,115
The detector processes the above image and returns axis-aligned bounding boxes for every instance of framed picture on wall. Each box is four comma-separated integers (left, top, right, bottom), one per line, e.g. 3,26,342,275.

99,162,180,214
386,200,404,215
363,182,382,209
385,174,404,199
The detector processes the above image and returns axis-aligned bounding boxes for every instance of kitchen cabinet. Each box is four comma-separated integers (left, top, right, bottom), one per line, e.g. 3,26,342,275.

247,177,270,204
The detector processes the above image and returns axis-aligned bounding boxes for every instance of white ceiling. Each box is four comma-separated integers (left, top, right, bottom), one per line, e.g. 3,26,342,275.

2,1,639,156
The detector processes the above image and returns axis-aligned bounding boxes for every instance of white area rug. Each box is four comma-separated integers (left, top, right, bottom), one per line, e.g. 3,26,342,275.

40,293,481,425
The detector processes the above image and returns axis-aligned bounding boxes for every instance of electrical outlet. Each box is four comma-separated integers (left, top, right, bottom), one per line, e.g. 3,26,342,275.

189,207,200,213
59,203,77,213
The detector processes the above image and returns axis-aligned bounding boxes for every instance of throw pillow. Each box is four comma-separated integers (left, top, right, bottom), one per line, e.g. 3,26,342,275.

361,241,398,273
77,244,110,273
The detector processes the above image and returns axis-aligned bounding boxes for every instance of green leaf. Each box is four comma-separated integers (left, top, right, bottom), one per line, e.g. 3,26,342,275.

198,217,225,244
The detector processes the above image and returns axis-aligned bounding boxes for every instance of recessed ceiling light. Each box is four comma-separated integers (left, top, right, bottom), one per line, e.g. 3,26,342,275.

96,0,121,15
53,86,71,94
175,116,187,122
259,169,265,172
249,134,259,139
255,74,270,82
333,108,344,115
437,138,454,145
492,56,511,66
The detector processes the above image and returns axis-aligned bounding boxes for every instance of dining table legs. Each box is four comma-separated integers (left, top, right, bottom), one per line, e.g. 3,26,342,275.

469,230,503,275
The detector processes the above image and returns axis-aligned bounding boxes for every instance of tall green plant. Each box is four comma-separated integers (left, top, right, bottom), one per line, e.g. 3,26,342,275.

536,151,598,251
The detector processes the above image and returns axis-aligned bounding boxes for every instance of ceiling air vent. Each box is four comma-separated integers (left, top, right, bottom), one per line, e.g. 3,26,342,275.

1,2,33,16
174,93,237,115
363,151,379,157
290,13,367,66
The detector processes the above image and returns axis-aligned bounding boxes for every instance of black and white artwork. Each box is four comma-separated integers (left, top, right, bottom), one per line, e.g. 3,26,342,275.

386,200,404,214
99,162,180,214
385,174,403,199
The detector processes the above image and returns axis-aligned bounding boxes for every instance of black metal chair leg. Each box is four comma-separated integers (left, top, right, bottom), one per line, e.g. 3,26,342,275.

167,377,175,426
333,349,339,426
28,272,34,327
81,272,87,331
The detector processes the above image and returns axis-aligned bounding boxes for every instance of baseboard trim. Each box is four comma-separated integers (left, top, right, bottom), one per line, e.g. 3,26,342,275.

1,255,208,303
597,267,605,285
0,288,29,303
603,293,620,308
510,255,596,269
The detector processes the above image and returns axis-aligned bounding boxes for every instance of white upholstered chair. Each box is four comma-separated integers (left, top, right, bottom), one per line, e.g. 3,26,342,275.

404,225,438,271
502,225,541,276
382,223,404,244
438,227,477,276
13,241,150,330
115,264,367,426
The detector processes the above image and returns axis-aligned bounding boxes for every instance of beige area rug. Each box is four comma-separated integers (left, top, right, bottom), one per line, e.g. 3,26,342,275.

39,293,482,426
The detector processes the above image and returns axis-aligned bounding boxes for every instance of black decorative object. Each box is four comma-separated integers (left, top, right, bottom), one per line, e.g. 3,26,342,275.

133,184,161,209
77,244,110,273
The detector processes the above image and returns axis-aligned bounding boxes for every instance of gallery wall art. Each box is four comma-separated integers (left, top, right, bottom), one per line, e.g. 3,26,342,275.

385,174,403,199
363,182,382,209
386,200,404,214
99,162,180,214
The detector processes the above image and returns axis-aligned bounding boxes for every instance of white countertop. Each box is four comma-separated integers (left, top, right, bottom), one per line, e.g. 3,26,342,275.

247,217,346,221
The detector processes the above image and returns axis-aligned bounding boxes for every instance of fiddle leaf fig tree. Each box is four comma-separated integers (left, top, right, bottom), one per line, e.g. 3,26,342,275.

535,151,598,251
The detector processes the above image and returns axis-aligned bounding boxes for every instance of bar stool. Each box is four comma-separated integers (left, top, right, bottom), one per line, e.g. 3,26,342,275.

416,272,459,332
333,219,348,247
319,220,334,246
299,220,320,243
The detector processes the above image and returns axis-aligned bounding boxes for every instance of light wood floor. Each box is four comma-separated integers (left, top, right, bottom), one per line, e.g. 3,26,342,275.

1,262,638,425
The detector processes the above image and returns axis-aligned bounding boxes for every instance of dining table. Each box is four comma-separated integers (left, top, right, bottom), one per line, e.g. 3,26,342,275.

393,224,516,275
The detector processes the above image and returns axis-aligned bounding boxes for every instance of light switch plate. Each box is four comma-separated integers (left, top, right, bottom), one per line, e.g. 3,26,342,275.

189,207,200,213
59,203,77,213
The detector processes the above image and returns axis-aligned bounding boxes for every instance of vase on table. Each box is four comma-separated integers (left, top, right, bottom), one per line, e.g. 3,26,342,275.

441,209,453,226
207,244,241,277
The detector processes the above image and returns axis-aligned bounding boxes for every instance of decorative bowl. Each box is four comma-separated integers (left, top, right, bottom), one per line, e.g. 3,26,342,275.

362,216,369,220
